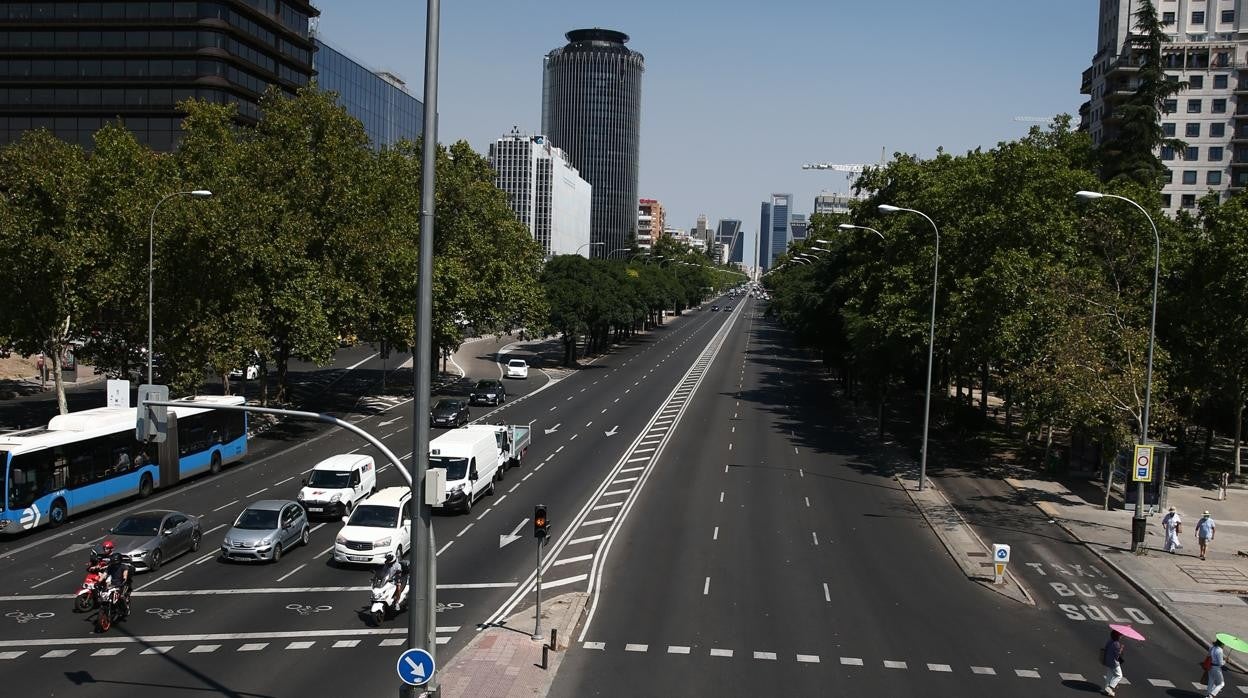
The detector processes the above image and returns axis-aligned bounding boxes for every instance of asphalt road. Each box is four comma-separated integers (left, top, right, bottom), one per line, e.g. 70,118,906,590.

0,303,740,697
549,300,1219,697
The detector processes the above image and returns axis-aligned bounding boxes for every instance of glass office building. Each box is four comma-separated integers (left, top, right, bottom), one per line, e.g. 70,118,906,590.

0,1,318,150
312,37,421,149
542,28,644,257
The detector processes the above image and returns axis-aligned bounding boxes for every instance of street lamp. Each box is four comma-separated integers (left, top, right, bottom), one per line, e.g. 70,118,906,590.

576,241,605,257
147,189,212,384
878,203,940,491
607,247,631,259
1076,190,1161,552
838,223,886,240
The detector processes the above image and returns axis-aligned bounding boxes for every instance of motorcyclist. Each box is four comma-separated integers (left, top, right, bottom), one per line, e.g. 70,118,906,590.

89,541,115,569
376,553,405,606
104,552,134,620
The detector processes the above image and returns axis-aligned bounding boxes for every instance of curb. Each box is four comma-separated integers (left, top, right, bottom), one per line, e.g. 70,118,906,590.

1003,477,1246,672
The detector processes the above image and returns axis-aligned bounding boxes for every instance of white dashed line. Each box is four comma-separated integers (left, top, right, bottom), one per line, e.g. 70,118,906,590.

703,577,710,595
812,532,819,546
713,526,719,541
754,651,777,661
970,666,996,675
840,657,864,666
823,583,830,602
928,664,952,672
884,660,908,669
668,645,690,654
710,648,733,658
625,644,648,652
567,534,604,546
436,541,454,556
553,554,593,567
456,523,473,537
213,499,239,512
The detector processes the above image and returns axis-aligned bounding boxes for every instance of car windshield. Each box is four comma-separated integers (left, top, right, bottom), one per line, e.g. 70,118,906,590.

434,400,460,411
348,504,400,528
430,456,469,481
475,381,496,390
509,360,526,367
307,469,351,488
233,508,279,530
113,514,163,536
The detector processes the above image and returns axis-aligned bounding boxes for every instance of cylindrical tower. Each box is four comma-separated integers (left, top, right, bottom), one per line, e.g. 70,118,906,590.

542,28,644,257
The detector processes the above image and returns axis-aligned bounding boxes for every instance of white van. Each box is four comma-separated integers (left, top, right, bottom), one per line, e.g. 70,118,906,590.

297,454,377,518
429,428,501,514
333,486,412,565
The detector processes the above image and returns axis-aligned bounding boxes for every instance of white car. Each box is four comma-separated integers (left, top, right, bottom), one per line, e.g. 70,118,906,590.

505,359,529,379
333,487,412,566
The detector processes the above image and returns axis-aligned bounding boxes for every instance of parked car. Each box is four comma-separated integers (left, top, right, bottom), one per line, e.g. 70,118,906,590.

106,510,202,572
430,398,470,428
504,359,529,379
297,454,377,518
469,379,506,406
333,487,412,565
220,500,310,563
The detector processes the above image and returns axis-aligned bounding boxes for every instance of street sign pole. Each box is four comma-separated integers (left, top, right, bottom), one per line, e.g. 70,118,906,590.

533,537,543,640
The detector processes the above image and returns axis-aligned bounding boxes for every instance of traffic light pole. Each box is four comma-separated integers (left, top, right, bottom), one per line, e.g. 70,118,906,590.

533,537,543,640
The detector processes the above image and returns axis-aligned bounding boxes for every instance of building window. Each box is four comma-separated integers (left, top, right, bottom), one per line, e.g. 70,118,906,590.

1165,169,1175,184
1162,146,1176,161
1223,10,1235,23
1208,170,1223,185
1162,194,1172,208
1188,99,1202,113
1193,11,1206,24
1189,75,1204,89
1210,146,1225,161
1163,11,1176,24
1163,122,1177,137
1216,52,1232,67
1182,194,1197,208
1212,122,1226,137
1164,99,1178,113
1213,98,1228,113
1183,170,1198,184
1215,74,1229,89
1186,146,1200,160
1186,122,1201,137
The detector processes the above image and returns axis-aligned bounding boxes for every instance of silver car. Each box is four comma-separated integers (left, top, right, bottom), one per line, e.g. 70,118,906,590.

220,500,310,563
107,510,202,572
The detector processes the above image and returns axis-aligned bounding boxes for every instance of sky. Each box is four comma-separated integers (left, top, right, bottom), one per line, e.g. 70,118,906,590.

310,0,1098,256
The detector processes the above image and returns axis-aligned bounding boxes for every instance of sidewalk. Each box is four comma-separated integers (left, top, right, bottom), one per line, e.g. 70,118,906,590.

436,592,588,697
1006,474,1248,668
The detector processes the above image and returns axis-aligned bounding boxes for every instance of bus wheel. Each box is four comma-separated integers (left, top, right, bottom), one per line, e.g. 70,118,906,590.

209,452,222,475
138,475,153,499
48,499,67,528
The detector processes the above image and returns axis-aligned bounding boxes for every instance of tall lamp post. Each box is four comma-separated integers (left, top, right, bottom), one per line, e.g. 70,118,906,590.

838,223,886,240
878,204,940,491
1076,190,1161,552
606,247,631,260
147,189,212,384
576,241,605,257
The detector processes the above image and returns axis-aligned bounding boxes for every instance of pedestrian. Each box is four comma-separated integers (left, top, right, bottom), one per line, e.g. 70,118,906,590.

1102,629,1125,696
1220,471,1229,501
1162,506,1183,553
1197,511,1217,560
36,353,46,388
1205,637,1227,696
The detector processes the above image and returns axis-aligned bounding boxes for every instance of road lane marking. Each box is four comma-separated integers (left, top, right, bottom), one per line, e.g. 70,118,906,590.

239,643,269,651
245,487,268,498
711,648,733,658
544,454,554,462
884,660,908,669
275,563,306,582
92,648,125,656
508,484,520,493
823,582,830,602
754,651,777,660
204,523,227,535
595,498,626,508
477,509,492,521
556,446,564,453
626,457,649,463
713,526,719,541
493,494,508,505
797,654,821,663
522,473,532,481
805,497,810,507
601,489,630,497
799,468,804,478
840,657,863,666
286,641,315,650
703,577,711,595
812,532,818,546
436,541,454,556
567,534,604,546
619,466,644,473
668,646,691,654
317,545,334,558
625,644,648,652
549,406,557,411
928,664,952,672
542,574,588,590
190,644,220,654
569,434,577,442
274,476,296,487
456,523,474,537
584,641,605,650
728,444,732,451
213,499,239,512
971,666,996,675
1015,669,1041,678
553,554,593,566
331,640,359,649
580,518,614,526
31,571,72,589
612,477,638,485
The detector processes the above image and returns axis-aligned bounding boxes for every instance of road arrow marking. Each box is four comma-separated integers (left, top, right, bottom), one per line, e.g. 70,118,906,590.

55,541,99,558
378,417,402,427
499,518,529,549
544,423,561,435
604,426,619,437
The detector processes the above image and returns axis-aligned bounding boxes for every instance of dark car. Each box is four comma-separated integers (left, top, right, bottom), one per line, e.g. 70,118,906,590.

106,510,202,572
469,379,506,406
710,305,720,311
430,398,469,428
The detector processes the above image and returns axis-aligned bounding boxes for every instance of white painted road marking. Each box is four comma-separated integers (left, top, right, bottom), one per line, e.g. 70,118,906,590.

703,577,711,595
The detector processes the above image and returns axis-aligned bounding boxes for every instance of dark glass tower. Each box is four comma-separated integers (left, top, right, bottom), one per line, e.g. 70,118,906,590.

0,1,318,151
542,28,643,257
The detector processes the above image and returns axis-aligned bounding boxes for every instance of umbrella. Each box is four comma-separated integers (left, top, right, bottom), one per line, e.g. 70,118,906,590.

1109,624,1146,642
1216,633,1248,653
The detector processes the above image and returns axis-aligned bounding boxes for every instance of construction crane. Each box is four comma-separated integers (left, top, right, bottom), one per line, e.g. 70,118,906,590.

1013,116,1055,124
801,163,867,173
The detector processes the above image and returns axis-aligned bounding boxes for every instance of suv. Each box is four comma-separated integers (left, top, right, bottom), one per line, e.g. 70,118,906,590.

469,379,506,406
333,487,412,566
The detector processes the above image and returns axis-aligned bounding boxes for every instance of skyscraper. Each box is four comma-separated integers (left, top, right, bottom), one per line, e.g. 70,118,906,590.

790,213,808,241
763,194,792,269
1079,0,1243,215
542,29,645,256
716,219,743,263
758,201,771,271
490,131,592,257
313,37,423,149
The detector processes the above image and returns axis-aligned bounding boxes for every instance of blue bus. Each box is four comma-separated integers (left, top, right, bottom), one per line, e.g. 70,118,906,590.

0,396,247,534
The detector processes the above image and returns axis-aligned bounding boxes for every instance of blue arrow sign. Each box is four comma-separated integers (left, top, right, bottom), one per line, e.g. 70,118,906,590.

396,648,435,686
996,548,1008,560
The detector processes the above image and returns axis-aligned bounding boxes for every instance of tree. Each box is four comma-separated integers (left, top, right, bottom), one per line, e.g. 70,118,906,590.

0,130,91,414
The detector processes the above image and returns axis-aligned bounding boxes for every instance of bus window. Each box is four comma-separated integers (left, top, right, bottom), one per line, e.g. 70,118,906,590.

0,450,8,511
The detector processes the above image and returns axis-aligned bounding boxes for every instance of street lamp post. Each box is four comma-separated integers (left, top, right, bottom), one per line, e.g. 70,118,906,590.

576,241,605,257
1076,190,1161,553
147,189,212,384
606,247,631,260
878,204,940,491
838,223,886,240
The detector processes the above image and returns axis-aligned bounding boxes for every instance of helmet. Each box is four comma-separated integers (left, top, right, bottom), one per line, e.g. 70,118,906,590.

101,540,115,554
384,553,396,564
111,552,123,565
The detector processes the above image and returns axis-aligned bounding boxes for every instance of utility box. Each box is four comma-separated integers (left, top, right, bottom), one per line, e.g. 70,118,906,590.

424,467,447,507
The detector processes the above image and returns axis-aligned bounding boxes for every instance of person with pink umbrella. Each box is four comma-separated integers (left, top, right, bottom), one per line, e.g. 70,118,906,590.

1102,624,1145,696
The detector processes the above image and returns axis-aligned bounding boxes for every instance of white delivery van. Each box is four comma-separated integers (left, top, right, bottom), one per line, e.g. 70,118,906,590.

297,454,377,518
429,428,501,514
333,486,412,565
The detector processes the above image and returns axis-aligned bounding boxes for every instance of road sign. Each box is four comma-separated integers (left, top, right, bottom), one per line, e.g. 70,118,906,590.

396,648,435,686
991,543,1011,585
136,384,169,443
1132,444,1155,483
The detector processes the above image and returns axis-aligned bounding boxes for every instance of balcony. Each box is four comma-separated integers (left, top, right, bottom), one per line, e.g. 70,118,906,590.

1081,66,1095,95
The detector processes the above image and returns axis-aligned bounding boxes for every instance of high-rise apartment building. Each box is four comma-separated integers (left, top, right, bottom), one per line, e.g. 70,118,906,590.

716,219,743,263
0,0,318,150
313,37,422,149
637,198,665,250
490,131,592,257
542,29,644,256
1080,0,1245,214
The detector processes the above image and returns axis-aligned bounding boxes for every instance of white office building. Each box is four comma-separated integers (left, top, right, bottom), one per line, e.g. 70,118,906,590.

490,130,592,257
814,192,854,216
1080,0,1246,215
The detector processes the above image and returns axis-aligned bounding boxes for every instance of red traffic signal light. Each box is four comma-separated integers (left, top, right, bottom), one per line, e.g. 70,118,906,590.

534,505,549,539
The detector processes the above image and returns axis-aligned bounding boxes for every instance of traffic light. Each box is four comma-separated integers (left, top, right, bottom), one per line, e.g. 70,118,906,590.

534,504,549,539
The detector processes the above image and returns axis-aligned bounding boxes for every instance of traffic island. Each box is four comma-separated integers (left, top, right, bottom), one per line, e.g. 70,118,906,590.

438,592,588,698
897,470,1035,606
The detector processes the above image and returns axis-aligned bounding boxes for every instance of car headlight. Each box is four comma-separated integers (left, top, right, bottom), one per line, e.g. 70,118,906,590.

330,493,341,503
130,550,146,557
296,490,305,501
375,537,392,548
336,534,348,545
449,484,465,495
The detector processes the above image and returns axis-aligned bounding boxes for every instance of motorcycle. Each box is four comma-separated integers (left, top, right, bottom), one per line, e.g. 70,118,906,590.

73,557,110,613
368,568,409,625
93,581,126,633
